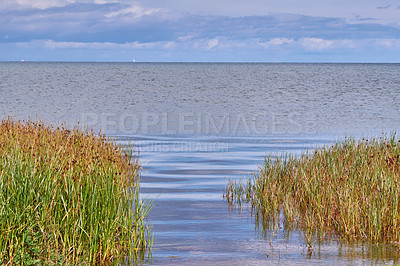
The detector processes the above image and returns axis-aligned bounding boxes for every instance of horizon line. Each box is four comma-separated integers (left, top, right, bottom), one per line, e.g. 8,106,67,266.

1,60,399,64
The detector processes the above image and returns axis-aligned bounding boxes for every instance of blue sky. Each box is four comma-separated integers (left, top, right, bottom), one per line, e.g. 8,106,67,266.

1,0,400,62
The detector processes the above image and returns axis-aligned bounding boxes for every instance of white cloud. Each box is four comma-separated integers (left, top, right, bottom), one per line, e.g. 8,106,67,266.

140,0,400,26
298,38,360,50
374,38,400,49
256,37,359,51
16,39,177,50
259,38,294,48
94,0,119,3
45,40,155,49
35,38,396,53
177,34,197,42
206,38,219,49
14,0,74,9
163,41,177,49
5,0,123,9
104,3,163,19
299,38,335,50
189,37,246,50
4,0,144,11
258,37,340,51
269,38,294,46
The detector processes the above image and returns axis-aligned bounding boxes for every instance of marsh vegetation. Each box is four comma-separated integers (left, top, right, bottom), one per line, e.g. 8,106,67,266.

225,135,400,256
0,118,152,264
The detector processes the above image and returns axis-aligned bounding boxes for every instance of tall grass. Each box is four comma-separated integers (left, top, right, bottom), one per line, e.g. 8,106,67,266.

0,118,152,264
225,135,400,250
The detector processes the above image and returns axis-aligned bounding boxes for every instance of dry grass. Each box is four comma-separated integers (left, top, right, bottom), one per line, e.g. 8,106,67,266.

0,118,152,264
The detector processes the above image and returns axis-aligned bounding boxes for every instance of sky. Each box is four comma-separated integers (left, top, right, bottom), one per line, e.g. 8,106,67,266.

1,0,400,62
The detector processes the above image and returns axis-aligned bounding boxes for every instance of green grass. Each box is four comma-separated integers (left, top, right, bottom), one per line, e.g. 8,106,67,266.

225,135,400,251
0,118,152,264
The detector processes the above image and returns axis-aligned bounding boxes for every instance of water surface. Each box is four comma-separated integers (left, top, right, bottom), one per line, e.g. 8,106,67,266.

1,62,400,264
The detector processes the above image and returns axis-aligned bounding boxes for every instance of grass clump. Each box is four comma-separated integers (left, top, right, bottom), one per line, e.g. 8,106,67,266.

225,135,400,248
0,118,152,264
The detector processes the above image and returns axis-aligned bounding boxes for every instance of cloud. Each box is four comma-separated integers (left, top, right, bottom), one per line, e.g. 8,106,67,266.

104,3,164,19
2,1,400,61
14,0,72,9
94,0,119,3
177,34,198,42
206,38,219,49
298,38,360,51
0,2,179,44
18,37,399,54
3,36,399,63
374,39,400,49
16,39,178,50
2,3,399,45
136,0,400,26
259,38,294,48
377,5,391,9
4,0,121,9
299,38,334,50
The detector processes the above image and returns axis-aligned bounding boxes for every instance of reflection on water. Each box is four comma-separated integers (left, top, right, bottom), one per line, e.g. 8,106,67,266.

115,135,399,265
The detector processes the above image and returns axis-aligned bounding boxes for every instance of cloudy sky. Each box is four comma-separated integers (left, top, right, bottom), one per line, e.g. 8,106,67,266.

1,0,400,62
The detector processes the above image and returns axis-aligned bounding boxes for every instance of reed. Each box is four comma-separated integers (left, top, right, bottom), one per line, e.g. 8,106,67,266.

225,135,400,248
0,118,152,264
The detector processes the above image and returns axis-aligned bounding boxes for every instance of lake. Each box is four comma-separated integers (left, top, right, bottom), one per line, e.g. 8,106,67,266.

1,62,400,264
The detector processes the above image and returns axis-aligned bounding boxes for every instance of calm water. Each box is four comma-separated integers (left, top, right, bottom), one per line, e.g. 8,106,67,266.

1,62,400,264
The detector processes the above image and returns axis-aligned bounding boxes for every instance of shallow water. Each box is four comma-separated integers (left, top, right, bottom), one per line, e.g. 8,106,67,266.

114,134,400,265
1,62,400,264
